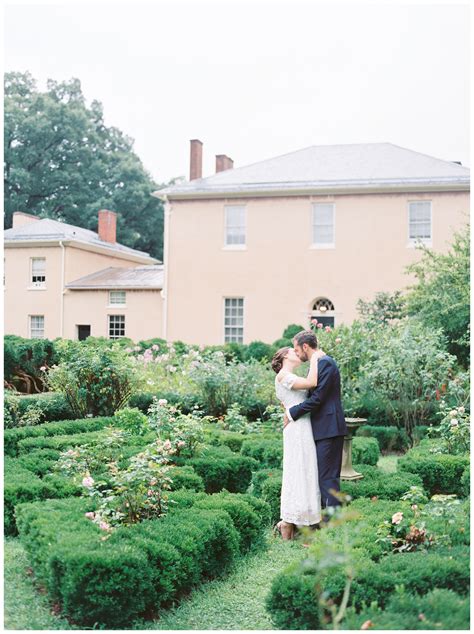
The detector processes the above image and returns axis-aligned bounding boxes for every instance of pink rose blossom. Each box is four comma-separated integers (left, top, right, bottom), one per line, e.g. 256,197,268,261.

177,440,186,448
163,440,172,450
85,512,95,519
361,620,373,630
158,398,168,405
391,512,404,525
311,318,318,325
99,521,111,531
82,476,94,488
325,326,331,332
317,323,323,329
152,344,159,351
147,489,154,496
335,337,342,344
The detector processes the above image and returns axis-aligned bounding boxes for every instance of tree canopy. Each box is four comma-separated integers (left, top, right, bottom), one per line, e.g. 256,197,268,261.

405,224,470,368
4,71,165,260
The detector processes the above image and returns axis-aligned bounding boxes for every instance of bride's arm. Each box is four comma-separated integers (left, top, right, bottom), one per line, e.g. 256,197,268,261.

283,350,325,390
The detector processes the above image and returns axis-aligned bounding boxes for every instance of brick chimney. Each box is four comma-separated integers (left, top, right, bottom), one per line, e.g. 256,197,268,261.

216,155,234,173
12,211,40,228
98,210,117,243
190,139,203,180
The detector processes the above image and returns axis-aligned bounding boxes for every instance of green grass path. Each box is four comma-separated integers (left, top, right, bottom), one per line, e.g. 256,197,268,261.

4,531,307,630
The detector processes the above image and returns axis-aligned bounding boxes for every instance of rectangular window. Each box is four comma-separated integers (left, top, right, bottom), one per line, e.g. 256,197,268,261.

108,315,125,339
29,315,45,339
409,201,432,242
109,290,126,306
224,298,244,343
224,205,246,247
31,258,46,286
312,203,335,247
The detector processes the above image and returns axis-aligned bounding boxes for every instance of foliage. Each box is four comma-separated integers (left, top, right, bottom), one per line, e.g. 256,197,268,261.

15,490,269,627
244,341,276,362
356,290,406,325
376,506,435,554
4,391,75,428
46,342,139,417
4,71,164,260
282,324,306,340
80,439,175,530
340,465,423,501
4,415,114,457
4,335,58,393
398,439,470,495
147,398,206,456
180,445,258,494
405,223,470,367
204,427,250,452
427,401,470,454
351,436,380,465
343,587,470,630
356,425,410,452
240,437,283,469
168,466,205,492
114,407,149,436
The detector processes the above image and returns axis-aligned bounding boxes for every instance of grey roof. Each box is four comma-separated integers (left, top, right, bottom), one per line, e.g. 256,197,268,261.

66,265,164,289
154,143,470,198
4,217,158,263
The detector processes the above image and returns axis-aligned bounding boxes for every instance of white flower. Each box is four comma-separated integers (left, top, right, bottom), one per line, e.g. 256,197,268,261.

146,379,155,386
450,409,458,417
459,406,465,414
450,419,459,427
40,365,47,372
158,398,168,405
391,512,404,525
82,476,94,488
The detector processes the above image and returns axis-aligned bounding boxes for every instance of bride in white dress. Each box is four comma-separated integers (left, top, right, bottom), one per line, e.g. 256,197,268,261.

272,346,324,540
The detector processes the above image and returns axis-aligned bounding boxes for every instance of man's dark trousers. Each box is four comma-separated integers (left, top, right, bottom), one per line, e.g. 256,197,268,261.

316,436,344,508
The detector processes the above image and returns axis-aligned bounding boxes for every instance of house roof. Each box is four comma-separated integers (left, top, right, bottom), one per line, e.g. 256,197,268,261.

66,265,164,290
154,142,470,199
4,217,159,264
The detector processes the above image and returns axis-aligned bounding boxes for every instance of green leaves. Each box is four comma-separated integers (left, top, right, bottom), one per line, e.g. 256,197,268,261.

4,71,165,259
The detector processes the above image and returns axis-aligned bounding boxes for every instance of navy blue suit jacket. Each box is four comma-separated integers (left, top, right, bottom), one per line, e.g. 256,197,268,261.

289,355,347,441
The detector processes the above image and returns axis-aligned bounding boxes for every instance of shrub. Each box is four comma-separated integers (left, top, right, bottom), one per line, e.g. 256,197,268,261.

16,489,265,627
204,428,248,453
261,471,284,523
16,448,61,476
282,324,306,340
398,440,469,495
343,587,470,630
460,465,470,498
351,437,380,465
129,391,203,415
168,466,205,492
17,430,108,455
240,437,283,469
356,425,409,452
4,335,58,392
181,445,258,494
266,566,322,630
47,342,139,417
249,468,283,497
244,341,276,362
4,416,115,457
113,407,149,435
4,392,75,428
341,465,423,501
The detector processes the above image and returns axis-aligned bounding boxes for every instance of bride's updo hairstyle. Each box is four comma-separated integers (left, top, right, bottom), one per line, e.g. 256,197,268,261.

271,347,290,374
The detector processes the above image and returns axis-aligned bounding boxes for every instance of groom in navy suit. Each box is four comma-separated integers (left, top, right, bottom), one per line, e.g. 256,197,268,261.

284,330,347,513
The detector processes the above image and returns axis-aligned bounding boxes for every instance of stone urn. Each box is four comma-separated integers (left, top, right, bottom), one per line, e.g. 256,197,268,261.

340,418,367,481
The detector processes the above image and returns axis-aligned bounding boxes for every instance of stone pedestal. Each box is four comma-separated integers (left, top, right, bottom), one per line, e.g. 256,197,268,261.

340,418,367,481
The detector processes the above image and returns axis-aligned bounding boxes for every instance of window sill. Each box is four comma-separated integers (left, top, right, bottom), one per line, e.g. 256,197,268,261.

27,286,47,291
310,244,335,250
407,240,432,248
223,245,247,251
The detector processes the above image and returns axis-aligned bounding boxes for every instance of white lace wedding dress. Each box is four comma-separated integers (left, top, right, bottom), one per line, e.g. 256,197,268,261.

275,372,321,526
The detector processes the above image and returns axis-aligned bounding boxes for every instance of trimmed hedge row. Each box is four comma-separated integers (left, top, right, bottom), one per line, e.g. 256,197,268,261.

176,445,258,493
16,490,271,627
4,458,79,536
5,391,75,428
398,440,470,496
267,549,470,629
351,437,380,466
240,437,283,469
4,416,115,456
265,496,470,629
356,425,429,452
341,465,423,501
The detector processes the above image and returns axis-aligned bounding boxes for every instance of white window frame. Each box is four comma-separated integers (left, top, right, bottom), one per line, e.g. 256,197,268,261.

223,297,244,343
29,315,45,339
108,290,127,307
108,314,126,339
223,205,246,249
311,203,335,249
30,257,46,289
407,200,432,247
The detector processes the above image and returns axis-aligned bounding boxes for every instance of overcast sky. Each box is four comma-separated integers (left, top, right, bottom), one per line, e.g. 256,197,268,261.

4,1,470,184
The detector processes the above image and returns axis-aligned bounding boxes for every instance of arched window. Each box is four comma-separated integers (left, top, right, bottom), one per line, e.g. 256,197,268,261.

310,297,335,328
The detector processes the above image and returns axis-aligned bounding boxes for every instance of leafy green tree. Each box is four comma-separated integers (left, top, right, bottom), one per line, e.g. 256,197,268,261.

405,225,470,367
4,71,165,259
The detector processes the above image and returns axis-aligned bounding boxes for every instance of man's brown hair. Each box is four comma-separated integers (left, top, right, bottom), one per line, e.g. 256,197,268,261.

293,330,318,349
